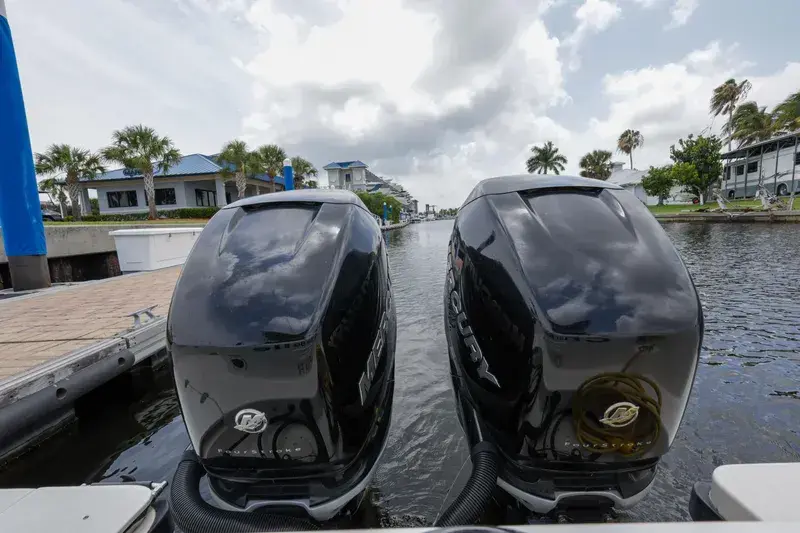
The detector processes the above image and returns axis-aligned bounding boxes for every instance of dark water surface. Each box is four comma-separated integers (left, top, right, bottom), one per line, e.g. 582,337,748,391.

2,221,799,525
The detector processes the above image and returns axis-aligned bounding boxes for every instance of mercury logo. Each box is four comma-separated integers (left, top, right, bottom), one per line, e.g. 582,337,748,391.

599,402,640,428
446,256,499,387
233,408,269,433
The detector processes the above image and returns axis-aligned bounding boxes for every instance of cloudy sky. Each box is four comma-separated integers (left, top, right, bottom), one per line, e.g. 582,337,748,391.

8,0,800,207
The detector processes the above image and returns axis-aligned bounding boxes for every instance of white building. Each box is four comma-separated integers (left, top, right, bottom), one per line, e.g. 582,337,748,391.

608,162,692,206
78,154,284,215
324,160,418,213
323,161,369,191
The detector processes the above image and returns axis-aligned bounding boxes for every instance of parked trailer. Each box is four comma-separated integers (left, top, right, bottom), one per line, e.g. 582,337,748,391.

721,132,800,199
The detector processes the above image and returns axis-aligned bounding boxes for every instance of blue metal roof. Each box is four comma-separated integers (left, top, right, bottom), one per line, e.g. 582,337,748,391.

81,154,221,181
322,160,368,170
80,153,285,185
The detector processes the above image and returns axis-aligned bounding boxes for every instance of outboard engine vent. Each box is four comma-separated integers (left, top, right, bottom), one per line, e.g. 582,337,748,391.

168,189,395,527
445,175,703,516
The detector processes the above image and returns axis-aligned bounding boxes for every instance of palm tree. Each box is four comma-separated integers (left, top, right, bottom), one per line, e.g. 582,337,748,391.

526,141,567,175
38,177,69,218
34,145,105,221
578,150,613,180
617,129,644,170
773,90,800,133
290,156,318,188
730,102,776,147
218,140,263,200
101,125,181,219
255,144,287,192
710,78,752,152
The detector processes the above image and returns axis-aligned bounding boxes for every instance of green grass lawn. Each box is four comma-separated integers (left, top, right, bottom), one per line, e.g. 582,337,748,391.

647,199,789,215
44,219,209,225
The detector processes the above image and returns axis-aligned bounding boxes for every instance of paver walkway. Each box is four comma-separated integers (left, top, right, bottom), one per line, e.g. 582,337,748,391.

0,267,181,380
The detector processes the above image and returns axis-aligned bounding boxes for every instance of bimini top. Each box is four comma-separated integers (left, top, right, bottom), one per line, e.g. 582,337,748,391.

224,188,369,210
462,174,622,209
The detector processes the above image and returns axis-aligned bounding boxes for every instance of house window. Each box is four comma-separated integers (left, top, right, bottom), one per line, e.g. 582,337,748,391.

195,189,217,207
724,166,731,180
345,173,351,182
155,188,177,206
795,152,800,166
747,161,758,174
107,190,138,208
736,165,744,176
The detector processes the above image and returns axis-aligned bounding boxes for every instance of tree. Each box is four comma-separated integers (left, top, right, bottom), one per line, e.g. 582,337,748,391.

255,144,287,192
38,177,69,218
290,156,318,189
670,162,702,203
526,141,567,174
617,129,644,170
641,165,675,206
218,140,262,200
101,125,181,219
773,90,800,133
729,102,776,147
578,150,613,180
710,78,752,152
669,134,723,205
306,180,318,189
355,191,403,223
35,144,105,221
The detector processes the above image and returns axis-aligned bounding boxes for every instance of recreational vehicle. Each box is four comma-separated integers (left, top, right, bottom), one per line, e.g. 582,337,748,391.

721,132,800,199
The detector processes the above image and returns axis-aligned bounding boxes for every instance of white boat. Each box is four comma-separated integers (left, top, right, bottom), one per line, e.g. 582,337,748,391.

2,462,799,532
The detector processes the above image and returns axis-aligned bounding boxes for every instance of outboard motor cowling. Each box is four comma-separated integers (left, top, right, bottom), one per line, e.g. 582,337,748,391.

168,189,395,527
445,175,702,517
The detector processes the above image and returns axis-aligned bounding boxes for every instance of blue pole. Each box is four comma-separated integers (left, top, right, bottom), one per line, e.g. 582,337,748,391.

382,202,387,224
283,158,294,191
0,1,50,290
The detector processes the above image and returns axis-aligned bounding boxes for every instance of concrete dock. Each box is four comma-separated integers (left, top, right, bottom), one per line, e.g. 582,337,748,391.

654,210,800,223
0,267,180,461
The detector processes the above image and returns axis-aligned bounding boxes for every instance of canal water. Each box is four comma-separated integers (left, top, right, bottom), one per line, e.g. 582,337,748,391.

1,221,799,525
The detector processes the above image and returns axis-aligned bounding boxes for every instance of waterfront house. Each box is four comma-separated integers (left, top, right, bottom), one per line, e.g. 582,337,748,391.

324,160,418,213
77,153,284,215
323,160,370,191
608,162,692,205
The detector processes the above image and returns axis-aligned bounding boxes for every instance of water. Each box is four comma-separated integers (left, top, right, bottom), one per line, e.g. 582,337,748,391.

2,221,800,525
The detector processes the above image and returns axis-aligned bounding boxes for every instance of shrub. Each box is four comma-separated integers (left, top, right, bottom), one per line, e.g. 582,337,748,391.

65,207,220,222
167,207,220,219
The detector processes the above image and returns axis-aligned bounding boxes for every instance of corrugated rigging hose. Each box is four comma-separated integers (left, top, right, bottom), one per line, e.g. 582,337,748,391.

170,449,320,533
434,442,500,527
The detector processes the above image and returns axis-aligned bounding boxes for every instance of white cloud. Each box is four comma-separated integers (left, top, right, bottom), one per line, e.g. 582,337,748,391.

238,1,569,205
563,0,622,71
9,0,252,155
668,0,699,27
559,42,800,174
7,0,799,209
624,0,699,28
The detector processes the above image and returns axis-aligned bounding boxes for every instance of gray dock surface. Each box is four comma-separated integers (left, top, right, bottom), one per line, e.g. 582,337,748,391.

0,267,181,459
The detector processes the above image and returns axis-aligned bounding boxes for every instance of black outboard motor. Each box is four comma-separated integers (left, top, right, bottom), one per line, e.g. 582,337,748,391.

444,175,702,519
167,189,395,532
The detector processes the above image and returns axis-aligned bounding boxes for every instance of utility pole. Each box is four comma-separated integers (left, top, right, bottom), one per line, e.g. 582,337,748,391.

0,1,51,290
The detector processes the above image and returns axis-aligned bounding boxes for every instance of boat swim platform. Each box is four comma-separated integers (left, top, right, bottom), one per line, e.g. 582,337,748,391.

0,266,180,461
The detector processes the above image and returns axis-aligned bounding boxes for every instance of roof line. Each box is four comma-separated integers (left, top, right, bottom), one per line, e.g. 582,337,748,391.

194,153,223,170
721,131,800,159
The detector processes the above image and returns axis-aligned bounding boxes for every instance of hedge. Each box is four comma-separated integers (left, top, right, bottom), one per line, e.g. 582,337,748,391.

72,207,221,222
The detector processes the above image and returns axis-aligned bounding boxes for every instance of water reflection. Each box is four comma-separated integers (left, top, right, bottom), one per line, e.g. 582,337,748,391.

1,221,799,526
